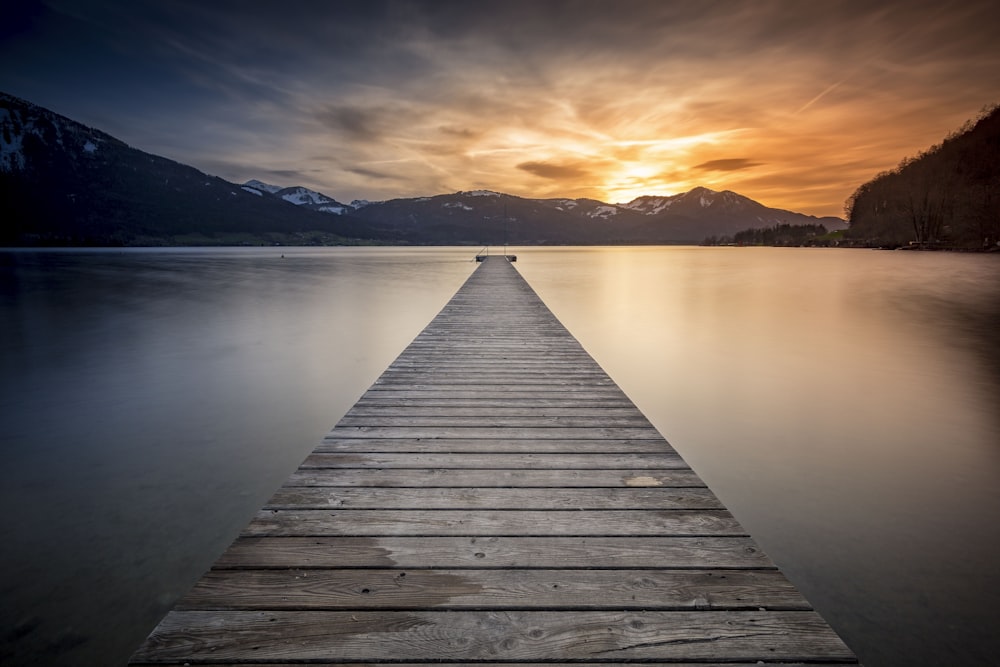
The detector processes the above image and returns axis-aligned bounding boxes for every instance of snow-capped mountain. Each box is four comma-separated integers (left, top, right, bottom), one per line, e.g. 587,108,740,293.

0,92,391,245
241,180,351,214
621,186,838,225
622,186,753,215
617,186,846,238
0,93,109,173
340,187,844,243
241,179,284,195
336,190,638,244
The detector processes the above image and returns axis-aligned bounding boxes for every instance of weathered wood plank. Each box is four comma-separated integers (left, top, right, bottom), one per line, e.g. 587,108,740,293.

361,385,632,395
344,406,647,417
372,378,621,387
285,468,705,487
130,610,856,663
334,416,655,428
177,569,809,611
265,487,724,510
357,388,633,400
315,437,674,453
243,509,745,537
373,375,618,385
351,397,638,408
386,359,607,368
328,426,665,439
300,452,684,469
379,367,613,375
133,663,858,667
212,536,777,570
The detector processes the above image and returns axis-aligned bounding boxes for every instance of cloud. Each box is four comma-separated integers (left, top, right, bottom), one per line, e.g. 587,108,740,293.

260,168,318,181
318,105,388,142
346,165,398,181
693,158,763,172
438,125,481,140
516,161,592,180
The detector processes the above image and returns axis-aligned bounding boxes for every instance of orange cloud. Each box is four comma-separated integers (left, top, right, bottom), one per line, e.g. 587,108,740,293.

694,159,763,172
517,160,592,180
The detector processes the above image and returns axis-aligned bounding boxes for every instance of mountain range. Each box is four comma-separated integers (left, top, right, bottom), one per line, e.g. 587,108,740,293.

1,92,844,246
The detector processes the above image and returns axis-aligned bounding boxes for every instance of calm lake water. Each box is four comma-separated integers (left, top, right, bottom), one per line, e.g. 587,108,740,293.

1,246,998,666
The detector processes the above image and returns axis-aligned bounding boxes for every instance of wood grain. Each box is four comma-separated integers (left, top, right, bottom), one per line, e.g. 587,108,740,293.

242,509,746,537
264,487,724,510
177,569,810,611
212,535,777,569
131,610,855,663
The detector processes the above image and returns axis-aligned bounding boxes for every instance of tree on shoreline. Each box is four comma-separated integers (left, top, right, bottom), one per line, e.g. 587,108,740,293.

703,222,829,246
845,105,1000,249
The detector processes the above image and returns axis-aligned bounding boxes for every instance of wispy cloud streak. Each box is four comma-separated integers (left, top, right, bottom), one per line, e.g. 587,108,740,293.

1,0,998,215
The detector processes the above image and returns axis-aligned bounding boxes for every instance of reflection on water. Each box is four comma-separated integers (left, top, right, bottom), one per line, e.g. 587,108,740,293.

0,247,475,666
1,246,998,666
515,246,1000,667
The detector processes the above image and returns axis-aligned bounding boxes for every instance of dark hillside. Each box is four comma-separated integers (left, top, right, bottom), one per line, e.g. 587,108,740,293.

846,105,1000,249
0,93,387,246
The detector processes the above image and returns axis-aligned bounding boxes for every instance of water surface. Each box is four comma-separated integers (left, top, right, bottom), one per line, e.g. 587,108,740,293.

517,246,1000,667
0,247,476,665
2,246,999,666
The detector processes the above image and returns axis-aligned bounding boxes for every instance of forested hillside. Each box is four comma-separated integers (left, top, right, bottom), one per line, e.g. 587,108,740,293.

845,105,1000,249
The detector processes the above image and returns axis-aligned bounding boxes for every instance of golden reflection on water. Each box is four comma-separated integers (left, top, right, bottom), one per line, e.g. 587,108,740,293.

516,245,1000,667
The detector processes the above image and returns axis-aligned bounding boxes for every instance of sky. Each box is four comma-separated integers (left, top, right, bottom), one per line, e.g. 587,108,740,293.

2,0,999,217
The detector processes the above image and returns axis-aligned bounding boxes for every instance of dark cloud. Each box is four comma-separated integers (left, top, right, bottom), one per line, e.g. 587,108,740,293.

694,158,763,172
316,103,426,145
438,125,481,140
261,168,318,181
319,106,384,142
347,166,398,181
517,161,591,180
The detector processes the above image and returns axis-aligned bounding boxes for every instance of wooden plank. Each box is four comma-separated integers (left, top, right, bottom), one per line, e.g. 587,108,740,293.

265,487,725,510
130,610,856,663
300,452,684,469
212,536,778,570
343,406,650,418
242,509,746,537
365,381,610,389
357,388,632,400
379,367,613,375
285,468,706,487
327,426,664,439
334,416,654,428
134,663,858,667
372,378,620,387
373,374,618,384
385,360,607,368
176,569,809,611
315,437,674,453
354,400,634,414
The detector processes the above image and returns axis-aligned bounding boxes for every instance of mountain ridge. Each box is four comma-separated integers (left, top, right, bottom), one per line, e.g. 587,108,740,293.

243,178,845,244
1,91,844,246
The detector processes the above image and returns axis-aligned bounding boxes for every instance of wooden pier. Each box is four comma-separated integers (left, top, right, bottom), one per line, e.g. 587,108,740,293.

130,256,859,665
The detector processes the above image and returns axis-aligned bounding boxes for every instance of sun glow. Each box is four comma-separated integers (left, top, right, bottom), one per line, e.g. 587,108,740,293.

603,176,692,206
592,131,740,203
601,163,677,204
607,131,739,151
